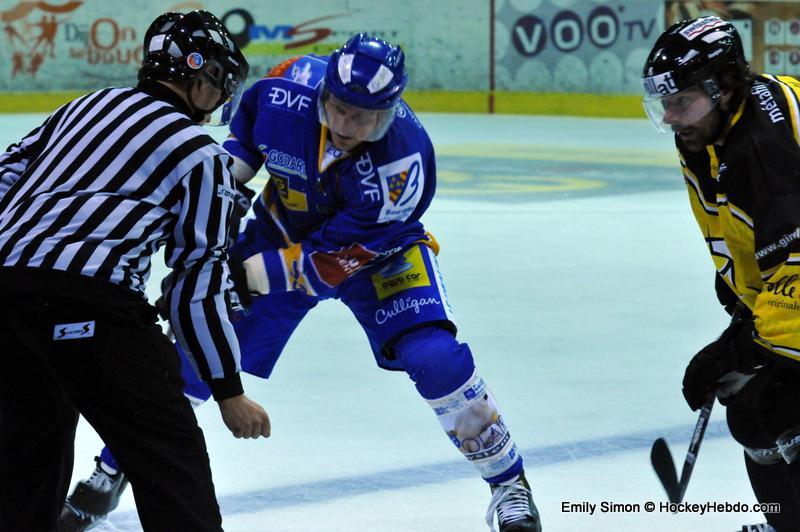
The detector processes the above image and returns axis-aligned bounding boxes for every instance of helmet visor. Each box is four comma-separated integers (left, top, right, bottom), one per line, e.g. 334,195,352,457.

642,85,718,134
202,58,246,127
317,85,397,142
206,81,244,127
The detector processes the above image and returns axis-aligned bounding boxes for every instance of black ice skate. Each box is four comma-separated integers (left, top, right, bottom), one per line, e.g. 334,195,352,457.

59,457,129,531
740,524,777,532
486,469,542,532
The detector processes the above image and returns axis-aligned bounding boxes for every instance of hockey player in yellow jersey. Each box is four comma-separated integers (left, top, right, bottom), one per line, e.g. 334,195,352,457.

643,16,800,532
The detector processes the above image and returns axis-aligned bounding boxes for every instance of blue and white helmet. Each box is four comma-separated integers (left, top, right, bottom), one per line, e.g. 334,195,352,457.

318,33,408,141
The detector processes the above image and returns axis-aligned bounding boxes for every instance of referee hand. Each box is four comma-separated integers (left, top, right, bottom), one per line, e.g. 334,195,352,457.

218,394,271,439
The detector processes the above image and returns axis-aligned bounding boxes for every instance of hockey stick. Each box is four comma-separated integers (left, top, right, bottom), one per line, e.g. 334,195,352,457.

650,395,714,504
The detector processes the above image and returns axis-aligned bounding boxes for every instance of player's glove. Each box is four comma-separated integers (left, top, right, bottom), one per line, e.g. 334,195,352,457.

682,317,772,411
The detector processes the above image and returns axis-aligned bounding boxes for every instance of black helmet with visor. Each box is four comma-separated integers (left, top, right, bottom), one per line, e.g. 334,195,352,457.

642,16,749,133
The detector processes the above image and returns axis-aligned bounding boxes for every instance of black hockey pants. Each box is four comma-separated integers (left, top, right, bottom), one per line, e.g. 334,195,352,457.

727,366,800,531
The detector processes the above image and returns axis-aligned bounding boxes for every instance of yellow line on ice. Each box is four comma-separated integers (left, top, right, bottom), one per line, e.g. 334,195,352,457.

435,143,676,167
437,171,605,194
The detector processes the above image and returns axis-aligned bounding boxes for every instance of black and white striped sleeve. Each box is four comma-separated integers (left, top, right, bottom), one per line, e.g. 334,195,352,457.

164,153,243,401
0,104,67,198
0,126,44,198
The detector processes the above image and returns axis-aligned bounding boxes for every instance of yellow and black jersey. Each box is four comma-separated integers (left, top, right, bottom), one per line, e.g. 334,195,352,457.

680,73,800,361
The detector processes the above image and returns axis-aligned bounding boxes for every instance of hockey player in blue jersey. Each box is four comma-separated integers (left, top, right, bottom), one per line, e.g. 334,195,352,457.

61,34,541,532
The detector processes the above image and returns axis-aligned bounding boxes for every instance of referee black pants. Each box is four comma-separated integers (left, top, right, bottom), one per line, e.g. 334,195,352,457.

0,269,223,531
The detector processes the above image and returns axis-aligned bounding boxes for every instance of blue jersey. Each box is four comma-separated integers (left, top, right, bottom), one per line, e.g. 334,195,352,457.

223,55,436,297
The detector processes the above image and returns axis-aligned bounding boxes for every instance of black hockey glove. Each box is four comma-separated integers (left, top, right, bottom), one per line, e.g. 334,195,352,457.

226,248,253,314
228,183,256,248
682,318,772,411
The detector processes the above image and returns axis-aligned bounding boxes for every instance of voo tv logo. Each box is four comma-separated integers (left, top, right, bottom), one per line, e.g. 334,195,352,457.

512,6,655,57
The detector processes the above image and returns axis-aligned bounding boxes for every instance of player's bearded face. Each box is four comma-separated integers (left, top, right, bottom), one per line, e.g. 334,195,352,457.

661,87,722,152
324,95,380,151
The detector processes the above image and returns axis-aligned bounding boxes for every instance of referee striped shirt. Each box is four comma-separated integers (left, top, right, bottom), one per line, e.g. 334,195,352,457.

0,82,243,398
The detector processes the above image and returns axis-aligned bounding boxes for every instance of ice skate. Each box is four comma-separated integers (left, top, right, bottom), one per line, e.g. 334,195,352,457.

740,524,777,532
486,469,542,532
59,457,129,531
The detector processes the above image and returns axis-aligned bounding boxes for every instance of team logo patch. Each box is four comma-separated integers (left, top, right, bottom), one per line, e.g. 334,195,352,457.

387,171,409,203
311,243,377,286
371,246,431,300
187,52,204,69
396,103,408,118
53,321,95,341
291,61,313,85
270,56,326,88
377,152,425,223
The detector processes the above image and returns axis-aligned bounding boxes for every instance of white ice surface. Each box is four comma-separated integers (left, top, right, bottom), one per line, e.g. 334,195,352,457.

0,112,771,531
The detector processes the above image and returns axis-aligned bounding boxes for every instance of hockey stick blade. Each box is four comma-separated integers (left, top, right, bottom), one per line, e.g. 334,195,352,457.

650,437,680,503
650,396,715,506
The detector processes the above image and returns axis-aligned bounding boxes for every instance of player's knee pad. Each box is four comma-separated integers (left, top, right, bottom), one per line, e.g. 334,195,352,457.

778,426,800,464
742,449,800,529
426,371,521,481
393,326,475,400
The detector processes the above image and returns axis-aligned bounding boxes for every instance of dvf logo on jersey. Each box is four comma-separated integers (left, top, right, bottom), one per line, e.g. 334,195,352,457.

267,86,312,111
187,52,204,69
377,153,424,223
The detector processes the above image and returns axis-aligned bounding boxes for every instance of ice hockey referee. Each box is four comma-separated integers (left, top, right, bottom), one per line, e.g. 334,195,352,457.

0,10,269,532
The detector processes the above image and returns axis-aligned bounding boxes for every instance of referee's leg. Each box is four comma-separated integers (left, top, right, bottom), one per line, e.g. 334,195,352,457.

45,299,224,531
0,294,80,531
